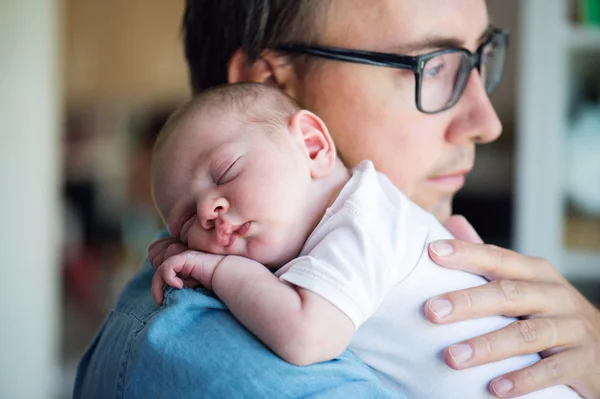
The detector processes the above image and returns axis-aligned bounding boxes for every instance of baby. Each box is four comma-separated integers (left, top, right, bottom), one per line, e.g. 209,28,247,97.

149,83,577,398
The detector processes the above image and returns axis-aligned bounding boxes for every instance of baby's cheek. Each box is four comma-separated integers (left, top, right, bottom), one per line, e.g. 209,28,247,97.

246,234,279,265
242,192,270,214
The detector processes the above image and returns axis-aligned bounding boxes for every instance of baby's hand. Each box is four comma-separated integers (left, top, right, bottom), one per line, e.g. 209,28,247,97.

147,237,189,269
151,250,226,305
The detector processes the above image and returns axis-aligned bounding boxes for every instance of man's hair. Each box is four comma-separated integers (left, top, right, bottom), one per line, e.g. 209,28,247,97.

154,82,301,156
182,0,331,93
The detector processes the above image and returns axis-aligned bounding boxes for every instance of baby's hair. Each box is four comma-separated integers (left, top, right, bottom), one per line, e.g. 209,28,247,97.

153,82,301,156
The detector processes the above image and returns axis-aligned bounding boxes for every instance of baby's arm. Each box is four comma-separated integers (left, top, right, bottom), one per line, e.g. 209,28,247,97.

152,250,354,366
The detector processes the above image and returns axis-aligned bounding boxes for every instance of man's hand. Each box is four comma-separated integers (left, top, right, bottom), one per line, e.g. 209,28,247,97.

151,250,226,305
425,215,600,398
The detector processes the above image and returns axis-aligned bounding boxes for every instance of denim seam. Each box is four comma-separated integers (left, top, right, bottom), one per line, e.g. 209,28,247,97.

112,308,161,324
116,317,147,399
116,289,179,399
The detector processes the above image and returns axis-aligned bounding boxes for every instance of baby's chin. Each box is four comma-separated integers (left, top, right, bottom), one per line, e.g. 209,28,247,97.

251,251,292,273
249,238,304,273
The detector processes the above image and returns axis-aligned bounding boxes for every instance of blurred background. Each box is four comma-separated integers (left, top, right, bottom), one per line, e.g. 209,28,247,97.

1,0,599,398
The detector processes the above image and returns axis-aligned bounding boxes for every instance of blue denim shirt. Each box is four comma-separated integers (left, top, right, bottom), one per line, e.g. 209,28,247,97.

73,239,403,398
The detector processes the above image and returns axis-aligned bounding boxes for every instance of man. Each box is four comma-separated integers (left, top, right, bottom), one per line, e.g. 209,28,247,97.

75,1,600,398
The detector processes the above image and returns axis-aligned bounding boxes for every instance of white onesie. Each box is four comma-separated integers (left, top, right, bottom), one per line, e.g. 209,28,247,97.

276,161,578,399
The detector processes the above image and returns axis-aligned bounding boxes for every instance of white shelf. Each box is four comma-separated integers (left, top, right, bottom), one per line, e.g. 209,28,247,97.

563,250,600,280
566,25,600,50
516,1,600,282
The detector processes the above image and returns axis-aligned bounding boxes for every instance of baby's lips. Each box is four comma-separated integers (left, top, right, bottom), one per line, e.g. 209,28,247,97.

216,230,232,247
215,221,235,247
237,221,251,237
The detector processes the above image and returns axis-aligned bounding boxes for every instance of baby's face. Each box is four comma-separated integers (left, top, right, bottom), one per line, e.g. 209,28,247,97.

153,111,313,268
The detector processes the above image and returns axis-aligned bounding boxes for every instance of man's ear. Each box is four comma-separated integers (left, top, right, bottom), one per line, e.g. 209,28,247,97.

228,48,301,99
288,110,337,179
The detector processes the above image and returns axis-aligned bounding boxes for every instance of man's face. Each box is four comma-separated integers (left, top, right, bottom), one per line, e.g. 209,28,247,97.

293,0,502,221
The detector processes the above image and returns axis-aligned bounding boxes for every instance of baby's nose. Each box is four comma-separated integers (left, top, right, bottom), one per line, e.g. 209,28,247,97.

198,197,229,229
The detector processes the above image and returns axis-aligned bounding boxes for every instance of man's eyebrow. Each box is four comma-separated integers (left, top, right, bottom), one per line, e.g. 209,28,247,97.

389,23,494,55
478,23,495,43
391,37,463,55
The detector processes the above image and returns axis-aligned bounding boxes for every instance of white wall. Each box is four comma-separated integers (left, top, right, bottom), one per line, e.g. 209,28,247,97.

0,1,62,398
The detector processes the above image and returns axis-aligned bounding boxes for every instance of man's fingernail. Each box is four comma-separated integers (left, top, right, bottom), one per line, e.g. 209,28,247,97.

491,378,513,396
430,240,454,257
428,297,452,318
448,344,473,364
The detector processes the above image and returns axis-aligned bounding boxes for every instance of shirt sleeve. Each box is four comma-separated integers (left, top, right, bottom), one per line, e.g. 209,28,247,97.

277,206,403,329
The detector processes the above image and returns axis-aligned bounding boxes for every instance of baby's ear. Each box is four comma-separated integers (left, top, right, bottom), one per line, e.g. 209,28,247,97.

288,110,337,179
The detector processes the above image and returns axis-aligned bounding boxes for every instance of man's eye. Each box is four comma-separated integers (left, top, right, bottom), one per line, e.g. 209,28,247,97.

424,62,444,78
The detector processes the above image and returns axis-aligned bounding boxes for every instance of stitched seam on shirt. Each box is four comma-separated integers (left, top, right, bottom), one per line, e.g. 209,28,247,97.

116,288,186,398
341,201,387,263
112,308,160,324
395,229,431,285
114,286,178,324
116,317,147,399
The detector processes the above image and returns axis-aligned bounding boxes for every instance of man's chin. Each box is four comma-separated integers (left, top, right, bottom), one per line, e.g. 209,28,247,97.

428,197,453,223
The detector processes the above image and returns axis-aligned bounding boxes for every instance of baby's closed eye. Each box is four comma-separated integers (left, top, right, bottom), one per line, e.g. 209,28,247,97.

215,156,242,186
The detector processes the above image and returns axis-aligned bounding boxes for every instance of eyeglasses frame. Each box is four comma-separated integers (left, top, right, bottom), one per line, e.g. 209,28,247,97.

275,28,510,114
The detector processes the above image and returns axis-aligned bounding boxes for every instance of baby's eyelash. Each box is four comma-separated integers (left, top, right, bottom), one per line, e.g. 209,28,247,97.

217,157,241,185
212,157,234,184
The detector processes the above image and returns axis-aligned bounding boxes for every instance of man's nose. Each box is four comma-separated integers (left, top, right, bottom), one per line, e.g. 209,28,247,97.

198,197,229,230
446,70,503,145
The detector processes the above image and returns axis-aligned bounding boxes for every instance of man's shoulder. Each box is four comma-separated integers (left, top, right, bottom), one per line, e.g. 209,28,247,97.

75,261,402,399
74,232,402,399
73,260,228,398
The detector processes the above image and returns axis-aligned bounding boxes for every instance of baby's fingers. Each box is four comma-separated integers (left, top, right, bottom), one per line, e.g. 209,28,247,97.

147,238,188,268
182,278,202,288
151,270,167,305
151,265,184,305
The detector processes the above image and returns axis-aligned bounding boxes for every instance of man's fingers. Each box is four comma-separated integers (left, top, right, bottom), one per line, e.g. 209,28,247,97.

488,347,592,398
425,280,580,323
443,317,587,370
428,239,561,284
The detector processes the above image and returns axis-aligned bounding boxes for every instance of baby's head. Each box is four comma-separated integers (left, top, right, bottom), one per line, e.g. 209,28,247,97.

151,83,345,269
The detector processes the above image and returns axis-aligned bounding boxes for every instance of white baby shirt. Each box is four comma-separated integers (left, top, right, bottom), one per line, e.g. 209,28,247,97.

276,161,577,399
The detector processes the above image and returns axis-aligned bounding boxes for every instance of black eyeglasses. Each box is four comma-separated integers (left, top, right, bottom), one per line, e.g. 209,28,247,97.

275,29,509,114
